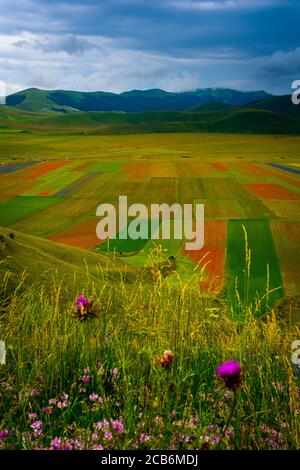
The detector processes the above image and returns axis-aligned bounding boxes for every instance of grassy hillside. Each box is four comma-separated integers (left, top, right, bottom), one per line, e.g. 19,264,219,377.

0,227,136,294
1,105,299,135
187,101,232,112
248,95,300,118
6,87,271,113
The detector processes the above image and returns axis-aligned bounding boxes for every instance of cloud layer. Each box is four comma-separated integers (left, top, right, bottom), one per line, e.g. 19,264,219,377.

0,0,299,95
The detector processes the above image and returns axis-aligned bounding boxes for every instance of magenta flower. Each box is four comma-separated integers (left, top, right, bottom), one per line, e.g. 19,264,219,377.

112,420,124,433
0,430,8,438
104,430,113,441
75,295,95,321
30,420,43,430
217,360,242,389
139,433,150,444
51,437,61,450
92,444,104,450
76,295,92,309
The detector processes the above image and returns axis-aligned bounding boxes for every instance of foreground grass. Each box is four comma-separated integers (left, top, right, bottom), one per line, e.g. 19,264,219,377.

0,264,300,450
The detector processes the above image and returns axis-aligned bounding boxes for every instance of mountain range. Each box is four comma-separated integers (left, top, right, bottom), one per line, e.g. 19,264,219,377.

1,87,300,135
6,87,271,113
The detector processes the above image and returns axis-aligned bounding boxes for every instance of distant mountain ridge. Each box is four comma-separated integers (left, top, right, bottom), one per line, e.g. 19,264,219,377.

6,87,271,113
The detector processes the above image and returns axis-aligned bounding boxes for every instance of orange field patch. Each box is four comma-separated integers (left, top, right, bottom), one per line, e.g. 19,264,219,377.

181,161,214,177
150,162,177,178
121,162,152,181
245,183,300,200
210,162,229,171
271,221,300,295
25,161,71,179
183,220,227,292
48,218,102,249
38,191,50,196
235,162,281,180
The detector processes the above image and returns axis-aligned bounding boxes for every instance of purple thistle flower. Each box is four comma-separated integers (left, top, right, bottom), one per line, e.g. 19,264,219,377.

217,360,242,389
76,295,92,310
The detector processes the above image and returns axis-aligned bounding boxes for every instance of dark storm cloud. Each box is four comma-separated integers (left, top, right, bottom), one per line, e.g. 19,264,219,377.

0,0,299,94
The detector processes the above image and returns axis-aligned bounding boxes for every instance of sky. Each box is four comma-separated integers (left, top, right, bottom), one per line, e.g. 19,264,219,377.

0,0,299,95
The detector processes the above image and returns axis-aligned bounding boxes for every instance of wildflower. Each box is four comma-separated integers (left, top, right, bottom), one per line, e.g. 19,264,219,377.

112,420,124,433
139,433,150,444
76,294,92,310
92,444,104,450
207,425,217,431
30,421,42,430
0,430,9,438
41,406,53,415
143,303,148,309
95,419,109,430
112,368,118,381
104,430,113,441
49,398,57,406
89,393,99,402
225,426,234,439
75,295,95,321
81,368,90,385
72,439,84,450
156,350,175,369
217,360,242,389
28,413,38,421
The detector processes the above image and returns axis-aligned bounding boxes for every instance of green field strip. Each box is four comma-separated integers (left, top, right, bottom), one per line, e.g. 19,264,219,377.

270,221,300,296
22,170,86,196
226,219,284,311
194,198,278,220
97,219,153,254
34,161,82,180
271,177,300,196
127,229,185,268
87,161,124,173
178,178,205,203
201,178,257,200
0,196,64,226
144,178,178,205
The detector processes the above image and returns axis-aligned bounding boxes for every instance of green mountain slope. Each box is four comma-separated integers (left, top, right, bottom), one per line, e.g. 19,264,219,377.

247,95,300,118
1,104,299,135
6,87,271,113
0,227,136,293
186,101,232,112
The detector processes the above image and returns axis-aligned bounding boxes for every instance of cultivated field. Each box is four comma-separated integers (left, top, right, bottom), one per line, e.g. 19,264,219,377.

1,133,300,308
